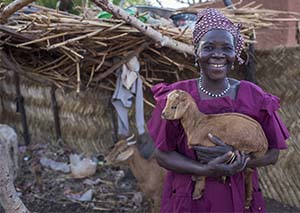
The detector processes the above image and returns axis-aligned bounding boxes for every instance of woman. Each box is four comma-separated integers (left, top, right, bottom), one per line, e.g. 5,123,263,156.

147,8,289,213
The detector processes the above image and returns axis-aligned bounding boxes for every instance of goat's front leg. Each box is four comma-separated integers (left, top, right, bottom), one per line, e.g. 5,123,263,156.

191,176,206,200
244,168,254,209
152,193,161,213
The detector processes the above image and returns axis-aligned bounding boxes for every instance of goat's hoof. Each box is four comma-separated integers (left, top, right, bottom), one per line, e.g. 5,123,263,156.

244,205,250,210
245,199,252,209
221,176,227,183
192,192,203,200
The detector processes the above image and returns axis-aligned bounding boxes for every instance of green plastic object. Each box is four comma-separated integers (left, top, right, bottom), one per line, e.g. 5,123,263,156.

97,11,113,19
97,8,148,23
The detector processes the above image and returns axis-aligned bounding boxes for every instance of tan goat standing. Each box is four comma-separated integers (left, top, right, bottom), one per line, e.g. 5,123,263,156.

104,136,166,213
161,89,268,208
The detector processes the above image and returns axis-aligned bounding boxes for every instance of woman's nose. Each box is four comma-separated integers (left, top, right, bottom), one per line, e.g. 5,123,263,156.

212,49,225,57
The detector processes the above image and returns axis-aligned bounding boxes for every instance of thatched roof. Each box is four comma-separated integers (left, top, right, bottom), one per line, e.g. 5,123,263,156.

1,2,299,93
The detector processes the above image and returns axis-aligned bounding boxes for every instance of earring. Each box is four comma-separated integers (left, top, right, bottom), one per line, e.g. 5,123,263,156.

199,69,203,77
194,57,198,67
231,64,235,70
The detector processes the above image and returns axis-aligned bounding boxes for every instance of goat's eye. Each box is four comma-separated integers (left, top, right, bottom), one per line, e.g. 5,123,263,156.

171,106,177,109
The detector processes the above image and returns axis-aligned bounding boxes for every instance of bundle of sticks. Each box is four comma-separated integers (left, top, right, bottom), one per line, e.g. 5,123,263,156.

0,4,195,92
0,1,299,92
177,0,300,42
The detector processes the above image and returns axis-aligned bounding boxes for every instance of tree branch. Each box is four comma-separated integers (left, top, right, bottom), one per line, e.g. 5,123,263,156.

91,0,194,56
0,0,36,24
0,125,30,213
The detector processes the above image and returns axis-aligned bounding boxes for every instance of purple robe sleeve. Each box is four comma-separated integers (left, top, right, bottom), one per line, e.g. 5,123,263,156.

147,83,179,151
259,93,289,149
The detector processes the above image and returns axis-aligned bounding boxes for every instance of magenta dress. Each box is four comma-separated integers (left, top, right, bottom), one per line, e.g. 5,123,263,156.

147,79,289,213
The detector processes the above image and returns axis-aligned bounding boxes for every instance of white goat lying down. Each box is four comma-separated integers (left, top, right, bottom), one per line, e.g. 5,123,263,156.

161,89,268,208
105,136,166,213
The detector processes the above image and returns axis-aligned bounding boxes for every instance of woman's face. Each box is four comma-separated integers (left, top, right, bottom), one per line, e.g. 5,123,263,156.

196,29,235,81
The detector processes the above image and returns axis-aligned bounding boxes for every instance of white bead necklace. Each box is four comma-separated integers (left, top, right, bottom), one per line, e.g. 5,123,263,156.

198,77,230,98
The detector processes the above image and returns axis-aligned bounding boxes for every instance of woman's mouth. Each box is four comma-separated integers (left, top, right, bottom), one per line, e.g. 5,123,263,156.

210,63,226,68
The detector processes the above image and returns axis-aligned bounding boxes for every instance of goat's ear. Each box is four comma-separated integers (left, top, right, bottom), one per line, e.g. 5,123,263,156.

127,141,137,146
115,149,134,161
126,134,135,142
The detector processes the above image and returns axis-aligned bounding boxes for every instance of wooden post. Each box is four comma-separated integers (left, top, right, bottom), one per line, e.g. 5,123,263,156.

245,33,257,84
13,71,30,145
50,85,62,141
296,21,300,44
108,101,118,143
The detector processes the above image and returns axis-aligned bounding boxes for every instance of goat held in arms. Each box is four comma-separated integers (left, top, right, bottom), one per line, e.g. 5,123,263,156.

161,89,268,208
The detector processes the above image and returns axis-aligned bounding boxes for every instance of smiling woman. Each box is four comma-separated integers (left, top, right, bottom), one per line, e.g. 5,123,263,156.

148,8,289,213
196,30,236,93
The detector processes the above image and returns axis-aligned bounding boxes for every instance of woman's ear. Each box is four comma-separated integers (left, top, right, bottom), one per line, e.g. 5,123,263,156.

194,43,200,55
195,58,198,67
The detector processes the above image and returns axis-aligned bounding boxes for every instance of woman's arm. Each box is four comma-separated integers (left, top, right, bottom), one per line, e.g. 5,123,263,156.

154,149,248,177
193,133,280,169
246,148,279,168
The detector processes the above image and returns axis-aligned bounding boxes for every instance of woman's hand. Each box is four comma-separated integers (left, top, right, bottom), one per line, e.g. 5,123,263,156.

154,148,249,177
192,133,234,164
206,151,250,177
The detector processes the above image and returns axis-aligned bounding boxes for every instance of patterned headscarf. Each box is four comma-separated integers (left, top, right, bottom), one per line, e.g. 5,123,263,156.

193,8,245,64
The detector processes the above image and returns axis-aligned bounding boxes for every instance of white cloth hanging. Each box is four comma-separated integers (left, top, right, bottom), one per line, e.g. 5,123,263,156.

111,56,145,136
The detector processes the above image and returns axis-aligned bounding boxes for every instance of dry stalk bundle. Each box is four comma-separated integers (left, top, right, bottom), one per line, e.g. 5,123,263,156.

1,6,193,92
1,3,299,92
177,1,300,42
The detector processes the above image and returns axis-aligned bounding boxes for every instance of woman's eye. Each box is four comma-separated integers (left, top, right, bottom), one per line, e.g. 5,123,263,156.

224,46,234,51
203,46,213,51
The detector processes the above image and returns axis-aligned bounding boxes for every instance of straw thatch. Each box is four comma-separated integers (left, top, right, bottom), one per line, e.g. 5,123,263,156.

223,46,300,208
0,66,115,154
2,3,300,92
252,47,300,208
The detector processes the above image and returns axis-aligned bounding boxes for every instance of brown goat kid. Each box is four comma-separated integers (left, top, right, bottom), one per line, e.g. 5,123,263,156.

161,89,268,208
105,137,166,213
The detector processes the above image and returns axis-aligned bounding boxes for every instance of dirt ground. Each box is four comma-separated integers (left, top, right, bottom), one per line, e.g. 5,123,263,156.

2,143,299,213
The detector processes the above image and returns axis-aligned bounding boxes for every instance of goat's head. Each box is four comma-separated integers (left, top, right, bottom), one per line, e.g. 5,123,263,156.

104,135,136,165
161,90,193,120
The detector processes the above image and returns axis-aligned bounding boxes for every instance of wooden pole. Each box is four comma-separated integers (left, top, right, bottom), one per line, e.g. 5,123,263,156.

50,85,62,141
13,71,30,145
245,33,256,83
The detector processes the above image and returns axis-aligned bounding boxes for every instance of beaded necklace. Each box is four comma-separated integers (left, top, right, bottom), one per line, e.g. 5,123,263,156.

198,77,230,98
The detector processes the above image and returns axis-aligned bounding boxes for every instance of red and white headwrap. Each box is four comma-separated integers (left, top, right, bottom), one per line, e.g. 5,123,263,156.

193,8,245,64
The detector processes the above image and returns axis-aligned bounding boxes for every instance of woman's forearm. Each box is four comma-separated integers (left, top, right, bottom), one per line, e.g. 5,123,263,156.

154,149,211,176
247,148,280,168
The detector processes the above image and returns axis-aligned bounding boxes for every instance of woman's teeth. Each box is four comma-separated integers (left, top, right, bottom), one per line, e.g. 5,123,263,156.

211,64,226,68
